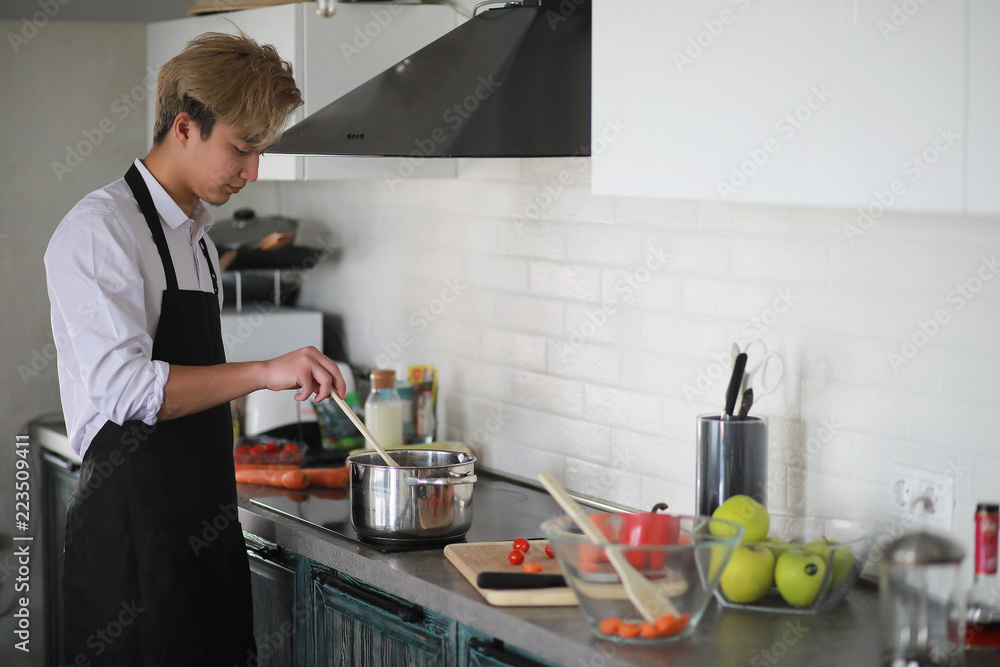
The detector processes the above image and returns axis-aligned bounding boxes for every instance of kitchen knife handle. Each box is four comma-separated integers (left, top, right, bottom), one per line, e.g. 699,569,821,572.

476,572,566,589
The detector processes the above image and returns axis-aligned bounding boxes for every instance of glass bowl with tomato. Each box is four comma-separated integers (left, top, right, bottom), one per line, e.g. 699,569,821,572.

541,511,743,644
233,435,306,466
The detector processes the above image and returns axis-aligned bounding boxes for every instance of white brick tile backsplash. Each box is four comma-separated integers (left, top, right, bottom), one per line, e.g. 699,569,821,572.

463,253,528,292
536,412,611,465
494,294,564,336
614,197,699,229
512,370,584,417
528,261,602,302
497,219,566,259
481,329,547,372
287,156,1000,561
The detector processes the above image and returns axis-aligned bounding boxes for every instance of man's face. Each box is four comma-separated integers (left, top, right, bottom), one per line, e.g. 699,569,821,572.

186,122,261,207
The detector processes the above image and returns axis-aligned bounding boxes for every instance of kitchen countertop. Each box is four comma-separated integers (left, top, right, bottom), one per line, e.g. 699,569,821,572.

237,480,903,667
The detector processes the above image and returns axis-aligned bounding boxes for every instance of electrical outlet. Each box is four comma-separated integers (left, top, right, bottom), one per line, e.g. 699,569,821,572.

888,463,954,533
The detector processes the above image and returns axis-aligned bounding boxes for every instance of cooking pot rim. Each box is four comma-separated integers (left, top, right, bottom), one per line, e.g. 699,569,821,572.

347,449,477,469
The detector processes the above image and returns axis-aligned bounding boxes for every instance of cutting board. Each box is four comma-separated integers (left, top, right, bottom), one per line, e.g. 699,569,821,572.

444,540,578,606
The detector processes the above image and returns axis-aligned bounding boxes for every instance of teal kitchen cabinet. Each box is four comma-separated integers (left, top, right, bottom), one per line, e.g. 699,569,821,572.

458,625,559,667
245,535,308,667
308,565,457,666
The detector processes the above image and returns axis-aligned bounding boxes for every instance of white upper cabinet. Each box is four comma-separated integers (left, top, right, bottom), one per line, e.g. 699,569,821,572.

592,0,981,216
148,3,457,181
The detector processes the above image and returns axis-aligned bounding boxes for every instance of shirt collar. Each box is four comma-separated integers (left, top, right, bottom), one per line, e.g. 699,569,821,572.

133,158,214,239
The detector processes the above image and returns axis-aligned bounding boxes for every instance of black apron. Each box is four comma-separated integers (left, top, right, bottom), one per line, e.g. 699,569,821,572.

62,164,256,666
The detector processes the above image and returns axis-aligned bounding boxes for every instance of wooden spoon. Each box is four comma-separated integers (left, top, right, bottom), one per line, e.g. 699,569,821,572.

537,473,682,623
328,392,400,467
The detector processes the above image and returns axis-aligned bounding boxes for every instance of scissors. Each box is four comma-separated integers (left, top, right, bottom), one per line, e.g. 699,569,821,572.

731,340,784,417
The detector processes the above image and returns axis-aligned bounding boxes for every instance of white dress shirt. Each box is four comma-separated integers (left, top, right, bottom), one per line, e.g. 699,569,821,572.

45,158,224,458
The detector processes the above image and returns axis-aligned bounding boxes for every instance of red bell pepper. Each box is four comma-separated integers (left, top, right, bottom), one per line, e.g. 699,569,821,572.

620,503,679,569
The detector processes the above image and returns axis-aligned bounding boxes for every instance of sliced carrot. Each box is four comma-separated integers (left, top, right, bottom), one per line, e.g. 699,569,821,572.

616,622,640,638
598,617,621,635
640,621,658,639
235,469,310,490
522,562,543,574
654,614,677,635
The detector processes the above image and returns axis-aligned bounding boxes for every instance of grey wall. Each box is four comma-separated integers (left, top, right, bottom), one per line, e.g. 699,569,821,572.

0,20,148,667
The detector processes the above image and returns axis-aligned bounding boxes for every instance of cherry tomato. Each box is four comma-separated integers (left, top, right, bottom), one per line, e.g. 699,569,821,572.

250,444,267,455
545,543,555,559
281,442,299,453
235,445,251,455
507,549,525,565
512,538,530,553
263,441,280,453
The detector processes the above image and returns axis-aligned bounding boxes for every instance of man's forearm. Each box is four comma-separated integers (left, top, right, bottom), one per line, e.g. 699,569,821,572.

158,362,266,420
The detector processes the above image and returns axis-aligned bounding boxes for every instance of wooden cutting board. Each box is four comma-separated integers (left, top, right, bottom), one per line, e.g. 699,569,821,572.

444,540,578,606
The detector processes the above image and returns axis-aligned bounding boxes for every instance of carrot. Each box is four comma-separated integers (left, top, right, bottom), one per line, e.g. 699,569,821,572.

235,469,310,490
616,622,640,638
234,463,300,472
640,621,658,639
598,617,621,635
522,562,543,574
303,467,350,489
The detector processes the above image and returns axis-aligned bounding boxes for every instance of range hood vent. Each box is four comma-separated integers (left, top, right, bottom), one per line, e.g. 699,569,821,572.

269,0,591,158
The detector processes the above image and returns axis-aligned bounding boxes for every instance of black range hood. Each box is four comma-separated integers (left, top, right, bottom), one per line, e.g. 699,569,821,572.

269,0,591,159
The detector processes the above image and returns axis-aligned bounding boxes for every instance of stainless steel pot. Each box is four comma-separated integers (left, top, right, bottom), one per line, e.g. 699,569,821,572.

347,449,477,546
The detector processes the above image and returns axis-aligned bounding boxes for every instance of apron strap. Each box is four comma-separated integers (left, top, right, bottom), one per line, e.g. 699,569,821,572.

124,163,179,292
124,163,219,297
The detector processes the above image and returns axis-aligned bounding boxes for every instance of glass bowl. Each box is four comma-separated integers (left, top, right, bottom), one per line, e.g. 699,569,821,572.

713,513,880,614
541,513,743,644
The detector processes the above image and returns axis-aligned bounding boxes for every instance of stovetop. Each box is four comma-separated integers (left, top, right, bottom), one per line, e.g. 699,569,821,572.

247,472,565,552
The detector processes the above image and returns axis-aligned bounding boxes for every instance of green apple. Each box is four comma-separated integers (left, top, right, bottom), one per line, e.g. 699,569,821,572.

806,539,855,592
719,545,775,604
774,549,827,608
763,537,794,561
711,494,770,542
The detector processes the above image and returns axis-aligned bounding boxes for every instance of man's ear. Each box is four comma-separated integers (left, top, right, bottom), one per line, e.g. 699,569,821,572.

172,112,194,148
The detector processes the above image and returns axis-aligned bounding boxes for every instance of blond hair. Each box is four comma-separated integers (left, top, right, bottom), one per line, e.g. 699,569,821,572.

153,30,302,150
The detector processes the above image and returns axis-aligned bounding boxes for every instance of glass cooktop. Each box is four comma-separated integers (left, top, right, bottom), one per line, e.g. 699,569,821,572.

247,472,565,552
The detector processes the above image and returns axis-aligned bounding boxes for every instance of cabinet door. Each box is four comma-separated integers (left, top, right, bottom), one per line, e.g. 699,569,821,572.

310,569,455,667
458,624,556,667
300,4,457,180
967,0,1000,216
146,5,304,180
593,0,966,214
246,540,303,667
41,453,80,667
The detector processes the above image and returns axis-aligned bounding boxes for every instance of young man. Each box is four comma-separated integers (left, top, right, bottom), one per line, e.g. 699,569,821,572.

44,32,345,665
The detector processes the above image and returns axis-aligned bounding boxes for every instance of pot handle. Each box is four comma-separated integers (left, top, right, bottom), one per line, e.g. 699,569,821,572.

407,474,478,487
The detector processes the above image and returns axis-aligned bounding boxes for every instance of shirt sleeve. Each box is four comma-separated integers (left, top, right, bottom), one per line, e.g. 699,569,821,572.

45,206,167,427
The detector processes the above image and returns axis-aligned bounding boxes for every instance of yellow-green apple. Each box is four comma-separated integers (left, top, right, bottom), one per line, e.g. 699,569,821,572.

763,537,794,560
774,549,827,607
710,495,770,542
719,545,775,604
806,539,854,591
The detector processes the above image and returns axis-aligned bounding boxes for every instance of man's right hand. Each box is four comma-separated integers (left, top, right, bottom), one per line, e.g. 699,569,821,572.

260,346,347,403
